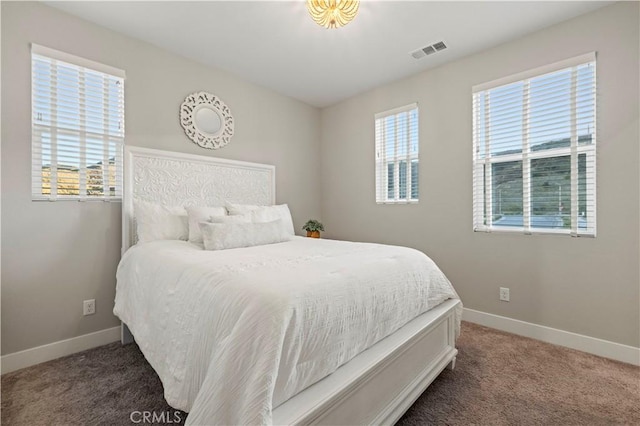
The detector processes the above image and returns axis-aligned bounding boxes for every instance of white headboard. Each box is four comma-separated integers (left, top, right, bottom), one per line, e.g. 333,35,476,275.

122,146,275,253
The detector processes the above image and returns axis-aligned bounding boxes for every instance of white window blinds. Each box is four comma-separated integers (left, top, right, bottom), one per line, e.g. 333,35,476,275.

473,53,596,236
375,103,419,204
31,44,125,201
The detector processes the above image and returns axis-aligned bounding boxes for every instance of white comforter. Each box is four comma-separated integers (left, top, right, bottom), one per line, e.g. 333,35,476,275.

114,237,461,425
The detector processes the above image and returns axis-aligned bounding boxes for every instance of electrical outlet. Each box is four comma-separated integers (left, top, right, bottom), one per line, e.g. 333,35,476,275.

83,299,96,316
499,287,510,302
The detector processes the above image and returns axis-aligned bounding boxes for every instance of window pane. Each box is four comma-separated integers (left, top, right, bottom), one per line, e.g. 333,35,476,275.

482,164,488,225
42,168,51,195
108,142,119,197
578,153,588,230
86,163,104,196
489,82,523,156
531,156,571,229
399,160,407,199
387,162,394,200
57,165,79,196
57,65,81,132
410,160,418,199
397,112,408,157
577,63,595,145
410,109,419,154
529,69,572,152
491,161,523,227
385,115,395,158
86,136,104,197
85,72,105,134
474,92,486,160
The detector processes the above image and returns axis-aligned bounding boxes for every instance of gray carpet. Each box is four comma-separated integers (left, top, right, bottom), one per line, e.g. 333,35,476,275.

2,322,639,425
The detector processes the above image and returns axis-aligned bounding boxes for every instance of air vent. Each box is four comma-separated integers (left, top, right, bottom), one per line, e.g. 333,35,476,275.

422,45,436,55
433,41,447,51
410,41,447,60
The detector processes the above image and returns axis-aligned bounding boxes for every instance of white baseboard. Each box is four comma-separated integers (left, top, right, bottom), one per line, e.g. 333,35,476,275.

3,313,638,374
1,326,121,374
463,308,640,366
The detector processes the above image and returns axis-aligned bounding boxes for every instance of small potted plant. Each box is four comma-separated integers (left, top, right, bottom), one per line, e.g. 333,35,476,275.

302,219,324,238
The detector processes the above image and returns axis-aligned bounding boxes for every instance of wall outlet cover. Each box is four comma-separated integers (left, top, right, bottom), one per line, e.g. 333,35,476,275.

499,287,510,302
83,299,96,316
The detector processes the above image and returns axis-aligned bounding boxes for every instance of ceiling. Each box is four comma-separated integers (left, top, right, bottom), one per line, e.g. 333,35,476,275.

46,1,611,108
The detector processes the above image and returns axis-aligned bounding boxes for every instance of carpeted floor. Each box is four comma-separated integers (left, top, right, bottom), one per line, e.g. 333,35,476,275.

2,321,639,425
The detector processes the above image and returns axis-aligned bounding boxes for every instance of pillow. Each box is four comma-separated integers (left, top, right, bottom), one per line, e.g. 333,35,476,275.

226,202,295,236
225,202,261,216
134,200,188,243
199,220,291,251
186,206,227,244
209,214,252,224
251,204,295,235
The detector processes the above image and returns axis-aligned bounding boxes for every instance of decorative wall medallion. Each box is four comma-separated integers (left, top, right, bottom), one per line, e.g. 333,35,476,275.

180,92,234,149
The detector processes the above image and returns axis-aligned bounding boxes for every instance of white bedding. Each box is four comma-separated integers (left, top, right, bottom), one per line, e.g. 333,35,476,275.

114,237,461,425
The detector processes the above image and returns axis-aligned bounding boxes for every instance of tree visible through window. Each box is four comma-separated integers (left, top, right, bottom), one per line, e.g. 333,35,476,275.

31,45,125,201
473,53,596,236
375,103,419,203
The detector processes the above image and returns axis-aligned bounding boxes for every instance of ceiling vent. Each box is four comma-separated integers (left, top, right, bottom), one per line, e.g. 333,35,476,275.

410,41,447,59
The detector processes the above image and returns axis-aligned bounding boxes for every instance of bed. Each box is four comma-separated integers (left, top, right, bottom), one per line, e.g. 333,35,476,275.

115,146,462,425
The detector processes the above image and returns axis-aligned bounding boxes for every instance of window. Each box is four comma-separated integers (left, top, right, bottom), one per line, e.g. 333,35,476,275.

375,103,419,203
31,44,125,201
472,53,596,236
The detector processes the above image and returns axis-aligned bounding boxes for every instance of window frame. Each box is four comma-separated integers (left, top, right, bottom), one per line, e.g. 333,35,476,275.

31,44,125,202
375,102,419,204
472,53,597,237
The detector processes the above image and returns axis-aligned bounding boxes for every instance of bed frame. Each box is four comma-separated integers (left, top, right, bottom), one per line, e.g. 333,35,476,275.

121,146,460,425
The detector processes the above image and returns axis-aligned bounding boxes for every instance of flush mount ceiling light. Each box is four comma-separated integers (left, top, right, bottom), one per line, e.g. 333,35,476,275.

307,0,360,29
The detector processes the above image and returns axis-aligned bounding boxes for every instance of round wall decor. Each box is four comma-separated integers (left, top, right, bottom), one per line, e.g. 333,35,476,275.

180,92,234,150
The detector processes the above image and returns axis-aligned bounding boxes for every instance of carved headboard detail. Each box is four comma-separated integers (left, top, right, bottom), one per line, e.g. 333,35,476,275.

122,146,275,253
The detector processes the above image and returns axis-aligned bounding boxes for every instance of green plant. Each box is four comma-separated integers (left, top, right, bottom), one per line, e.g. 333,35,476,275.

302,219,324,232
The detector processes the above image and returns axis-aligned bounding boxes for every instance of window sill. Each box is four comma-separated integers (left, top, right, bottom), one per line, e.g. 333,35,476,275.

376,200,419,205
474,226,595,238
32,197,122,202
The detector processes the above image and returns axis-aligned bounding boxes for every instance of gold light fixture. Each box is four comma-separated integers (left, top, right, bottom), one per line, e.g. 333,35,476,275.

307,0,360,29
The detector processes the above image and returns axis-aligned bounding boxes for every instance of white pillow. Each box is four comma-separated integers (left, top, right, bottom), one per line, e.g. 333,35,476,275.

186,206,227,244
226,202,295,236
199,220,291,251
134,200,188,243
209,215,252,224
251,205,295,236
225,202,261,216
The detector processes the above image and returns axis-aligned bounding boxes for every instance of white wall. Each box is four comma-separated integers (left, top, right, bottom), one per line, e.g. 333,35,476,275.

1,1,321,355
320,2,639,347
